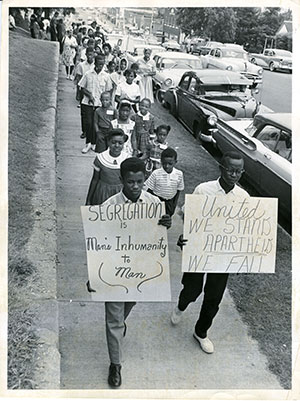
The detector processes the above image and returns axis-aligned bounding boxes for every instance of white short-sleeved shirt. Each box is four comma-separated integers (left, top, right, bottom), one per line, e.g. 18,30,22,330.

193,179,249,198
115,81,140,102
144,167,184,200
101,189,161,207
76,60,94,77
181,178,249,216
78,69,112,107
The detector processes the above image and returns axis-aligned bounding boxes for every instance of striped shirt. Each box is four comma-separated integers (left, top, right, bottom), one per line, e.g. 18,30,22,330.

144,167,184,200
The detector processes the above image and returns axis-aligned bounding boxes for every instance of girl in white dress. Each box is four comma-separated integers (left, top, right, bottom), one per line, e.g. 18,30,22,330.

137,48,156,104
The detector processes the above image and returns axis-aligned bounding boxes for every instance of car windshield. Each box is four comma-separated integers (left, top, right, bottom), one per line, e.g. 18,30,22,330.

221,49,247,60
162,58,202,69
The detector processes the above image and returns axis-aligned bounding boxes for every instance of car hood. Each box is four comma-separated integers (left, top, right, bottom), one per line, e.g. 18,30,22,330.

161,68,202,84
222,58,260,73
224,119,253,132
194,94,258,119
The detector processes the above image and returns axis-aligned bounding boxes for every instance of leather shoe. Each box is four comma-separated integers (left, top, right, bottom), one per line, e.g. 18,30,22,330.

108,363,122,388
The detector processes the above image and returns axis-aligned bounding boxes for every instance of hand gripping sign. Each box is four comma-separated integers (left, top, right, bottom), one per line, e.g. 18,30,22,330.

81,202,171,301
182,195,278,273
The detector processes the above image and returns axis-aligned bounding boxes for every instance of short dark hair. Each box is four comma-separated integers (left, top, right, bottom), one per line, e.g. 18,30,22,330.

108,60,116,68
120,157,146,178
86,46,94,54
95,55,105,63
124,69,137,78
131,63,139,70
140,98,151,107
107,128,128,143
220,151,244,166
155,124,171,134
103,42,112,52
119,101,131,111
161,147,177,161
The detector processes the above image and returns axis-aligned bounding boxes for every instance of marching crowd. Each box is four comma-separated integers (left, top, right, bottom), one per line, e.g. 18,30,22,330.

56,18,249,389
51,16,248,389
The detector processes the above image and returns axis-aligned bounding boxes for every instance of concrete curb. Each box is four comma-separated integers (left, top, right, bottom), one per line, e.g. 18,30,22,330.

24,41,60,389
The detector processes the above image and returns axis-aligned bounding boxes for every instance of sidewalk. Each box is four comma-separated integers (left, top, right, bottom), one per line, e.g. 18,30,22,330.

56,66,282,390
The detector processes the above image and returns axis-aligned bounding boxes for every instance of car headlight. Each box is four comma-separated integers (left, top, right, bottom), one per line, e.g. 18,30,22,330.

207,115,217,126
258,68,263,75
226,65,233,71
164,78,173,87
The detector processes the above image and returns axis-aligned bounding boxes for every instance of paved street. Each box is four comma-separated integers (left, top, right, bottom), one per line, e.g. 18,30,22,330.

260,70,292,112
56,65,282,390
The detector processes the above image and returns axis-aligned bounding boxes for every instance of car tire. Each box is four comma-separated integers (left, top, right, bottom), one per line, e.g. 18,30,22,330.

156,89,164,104
269,62,276,72
193,123,203,144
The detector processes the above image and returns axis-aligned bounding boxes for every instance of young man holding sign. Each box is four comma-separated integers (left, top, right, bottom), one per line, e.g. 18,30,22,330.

88,157,171,388
171,151,249,354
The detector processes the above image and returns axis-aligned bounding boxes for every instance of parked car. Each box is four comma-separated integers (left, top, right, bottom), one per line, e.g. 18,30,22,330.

195,41,223,55
126,44,165,66
162,40,181,51
250,49,292,73
163,70,266,143
212,113,291,221
152,52,203,102
202,45,263,88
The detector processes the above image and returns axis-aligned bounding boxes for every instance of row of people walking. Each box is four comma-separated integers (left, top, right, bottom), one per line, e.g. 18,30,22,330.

62,23,249,389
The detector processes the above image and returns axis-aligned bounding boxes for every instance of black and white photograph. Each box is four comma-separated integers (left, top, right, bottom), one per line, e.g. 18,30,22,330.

1,1,299,399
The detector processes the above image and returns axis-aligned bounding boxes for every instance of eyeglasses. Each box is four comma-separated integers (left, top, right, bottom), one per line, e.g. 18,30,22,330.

220,165,245,175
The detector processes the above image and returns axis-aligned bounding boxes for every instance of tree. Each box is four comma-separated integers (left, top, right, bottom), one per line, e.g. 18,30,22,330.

234,8,261,51
176,7,237,42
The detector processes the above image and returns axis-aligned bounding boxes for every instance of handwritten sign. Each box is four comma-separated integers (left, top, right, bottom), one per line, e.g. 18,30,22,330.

182,195,278,273
81,202,171,301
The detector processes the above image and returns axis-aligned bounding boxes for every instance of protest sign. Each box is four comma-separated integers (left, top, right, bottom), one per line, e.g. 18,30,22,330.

81,202,171,301
182,195,278,273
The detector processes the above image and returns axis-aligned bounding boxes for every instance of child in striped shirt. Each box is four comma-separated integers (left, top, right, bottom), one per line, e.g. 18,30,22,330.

144,147,184,216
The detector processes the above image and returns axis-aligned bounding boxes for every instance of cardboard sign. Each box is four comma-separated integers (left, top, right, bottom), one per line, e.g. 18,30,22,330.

81,202,171,301
182,195,278,273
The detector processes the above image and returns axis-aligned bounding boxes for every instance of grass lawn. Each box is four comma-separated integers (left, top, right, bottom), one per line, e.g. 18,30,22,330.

8,30,57,389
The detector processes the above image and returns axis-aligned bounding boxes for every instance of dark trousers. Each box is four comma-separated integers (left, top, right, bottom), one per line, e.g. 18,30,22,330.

81,104,96,145
178,273,229,338
157,195,177,216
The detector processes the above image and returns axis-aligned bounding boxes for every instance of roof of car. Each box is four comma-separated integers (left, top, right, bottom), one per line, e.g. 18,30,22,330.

216,45,246,52
154,51,200,59
255,113,291,131
187,69,252,85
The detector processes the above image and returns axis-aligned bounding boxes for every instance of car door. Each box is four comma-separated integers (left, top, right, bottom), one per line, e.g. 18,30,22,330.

256,50,270,68
176,73,191,125
208,48,222,69
253,125,291,215
206,49,215,69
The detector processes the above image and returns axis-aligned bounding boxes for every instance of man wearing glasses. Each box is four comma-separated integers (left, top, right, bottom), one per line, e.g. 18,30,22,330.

171,151,249,354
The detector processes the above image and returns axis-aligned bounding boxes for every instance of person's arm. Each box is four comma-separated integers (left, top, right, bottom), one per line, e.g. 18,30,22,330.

81,87,95,104
86,168,100,205
115,84,121,105
94,109,100,134
172,190,181,207
105,76,113,92
132,95,140,104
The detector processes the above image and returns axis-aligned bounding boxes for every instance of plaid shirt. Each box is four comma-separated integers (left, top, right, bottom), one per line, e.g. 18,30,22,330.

148,140,168,170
